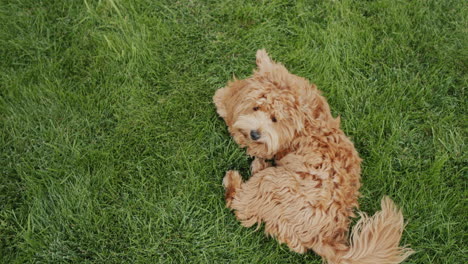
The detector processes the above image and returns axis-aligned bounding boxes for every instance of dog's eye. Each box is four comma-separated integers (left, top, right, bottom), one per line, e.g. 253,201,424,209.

271,116,277,123
253,107,259,111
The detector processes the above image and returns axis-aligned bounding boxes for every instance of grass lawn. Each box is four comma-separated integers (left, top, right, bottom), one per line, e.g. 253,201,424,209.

1,0,466,263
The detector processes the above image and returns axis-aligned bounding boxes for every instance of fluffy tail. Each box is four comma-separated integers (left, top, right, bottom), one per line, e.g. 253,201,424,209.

332,197,414,264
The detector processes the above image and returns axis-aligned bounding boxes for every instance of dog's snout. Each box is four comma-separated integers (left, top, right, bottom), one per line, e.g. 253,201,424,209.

250,130,261,141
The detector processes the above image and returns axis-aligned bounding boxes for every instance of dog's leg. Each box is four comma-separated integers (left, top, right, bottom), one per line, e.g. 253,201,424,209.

228,169,267,228
222,170,243,208
230,167,313,253
250,157,271,175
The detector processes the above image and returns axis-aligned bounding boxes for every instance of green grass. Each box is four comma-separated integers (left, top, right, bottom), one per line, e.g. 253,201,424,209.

1,0,466,263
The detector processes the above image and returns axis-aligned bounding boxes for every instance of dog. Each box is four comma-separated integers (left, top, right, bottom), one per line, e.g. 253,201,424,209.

213,49,414,264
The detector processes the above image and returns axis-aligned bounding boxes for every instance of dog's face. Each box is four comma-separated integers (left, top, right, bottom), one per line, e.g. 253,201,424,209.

214,50,327,159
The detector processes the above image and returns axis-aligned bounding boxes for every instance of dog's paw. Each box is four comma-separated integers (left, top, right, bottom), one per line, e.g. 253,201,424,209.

223,170,242,189
223,170,242,208
251,158,272,175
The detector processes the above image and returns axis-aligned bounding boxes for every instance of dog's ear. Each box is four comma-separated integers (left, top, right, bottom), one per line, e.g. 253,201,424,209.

298,84,334,122
256,49,274,71
214,80,249,124
298,84,317,103
213,86,229,119
255,49,292,90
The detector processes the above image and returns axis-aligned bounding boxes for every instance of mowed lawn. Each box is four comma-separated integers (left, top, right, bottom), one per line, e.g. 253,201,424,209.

1,0,466,263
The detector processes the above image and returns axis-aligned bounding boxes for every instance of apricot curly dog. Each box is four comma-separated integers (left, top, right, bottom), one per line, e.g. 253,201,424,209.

214,50,413,264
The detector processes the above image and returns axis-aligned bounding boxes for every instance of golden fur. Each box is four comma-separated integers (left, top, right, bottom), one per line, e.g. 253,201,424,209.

214,50,414,263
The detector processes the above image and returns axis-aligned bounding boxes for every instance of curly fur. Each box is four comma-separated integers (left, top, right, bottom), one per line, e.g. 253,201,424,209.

214,49,414,263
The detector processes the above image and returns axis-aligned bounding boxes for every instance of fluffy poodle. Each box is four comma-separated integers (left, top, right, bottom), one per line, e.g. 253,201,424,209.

214,49,413,264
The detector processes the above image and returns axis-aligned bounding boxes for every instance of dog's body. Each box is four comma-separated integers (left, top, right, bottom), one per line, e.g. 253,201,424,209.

214,50,413,264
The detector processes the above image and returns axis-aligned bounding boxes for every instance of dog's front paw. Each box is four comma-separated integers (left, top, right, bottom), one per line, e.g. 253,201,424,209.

223,170,242,208
251,158,272,175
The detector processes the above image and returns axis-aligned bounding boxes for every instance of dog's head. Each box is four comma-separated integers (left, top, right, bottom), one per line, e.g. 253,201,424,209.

214,49,332,159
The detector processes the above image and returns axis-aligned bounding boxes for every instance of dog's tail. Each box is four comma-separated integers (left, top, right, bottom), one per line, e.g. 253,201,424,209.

328,197,414,264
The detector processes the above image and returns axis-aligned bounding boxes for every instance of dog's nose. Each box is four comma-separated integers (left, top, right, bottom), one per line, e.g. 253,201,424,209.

250,130,261,141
